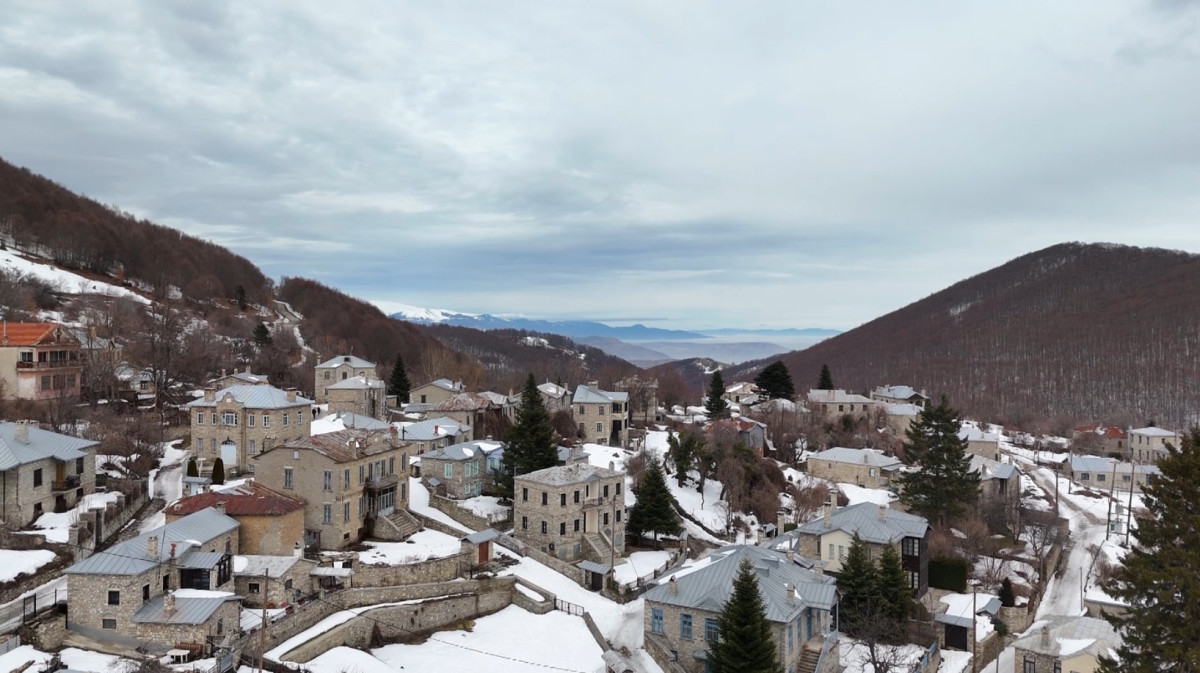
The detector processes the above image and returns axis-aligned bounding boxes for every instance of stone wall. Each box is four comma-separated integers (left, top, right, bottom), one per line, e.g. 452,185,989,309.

350,551,469,587
0,534,73,605
411,511,468,538
510,578,555,615
524,546,586,585
18,609,67,651
806,459,890,489
998,605,1031,634
426,493,510,531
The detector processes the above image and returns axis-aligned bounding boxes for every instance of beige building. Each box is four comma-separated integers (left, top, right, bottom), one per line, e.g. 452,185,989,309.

327,375,388,420
0,322,82,401
184,384,314,476
1129,426,1178,462
805,447,903,489
1012,616,1120,673
0,421,97,529
410,378,465,406
514,463,626,563
883,403,922,435
253,427,410,550
643,545,839,673
314,355,379,404
164,481,305,556
420,441,487,499
396,417,471,455
805,389,879,419
870,385,929,409
959,424,1002,461
233,554,318,609
571,384,630,446
537,381,570,412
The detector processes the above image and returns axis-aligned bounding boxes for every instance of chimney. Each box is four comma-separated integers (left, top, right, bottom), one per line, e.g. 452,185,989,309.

287,388,297,402
245,365,251,373
823,505,832,527
294,541,303,558
787,550,795,564
215,501,226,515
14,420,29,444
204,388,216,402
170,542,177,558
668,576,678,595
1039,625,1050,649
147,535,160,559
863,452,869,464
785,583,794,603
164,591,176,615
878,504,888,521
221,368,227,378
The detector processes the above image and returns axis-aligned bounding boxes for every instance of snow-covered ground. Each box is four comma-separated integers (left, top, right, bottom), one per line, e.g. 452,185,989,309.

0,549,57,582
409,478,472,533
612,550,673,587
0,646,128,673
357,529,463,565
28,490,120,542
0,248,148,304
458,495,510,521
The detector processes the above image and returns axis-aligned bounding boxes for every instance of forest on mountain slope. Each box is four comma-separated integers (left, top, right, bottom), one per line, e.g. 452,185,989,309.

727,243,1200,430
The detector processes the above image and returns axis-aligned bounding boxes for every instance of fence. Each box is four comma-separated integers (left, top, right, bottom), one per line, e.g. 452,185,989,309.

555,598,585,617
0,587,63,633
0,634,19,656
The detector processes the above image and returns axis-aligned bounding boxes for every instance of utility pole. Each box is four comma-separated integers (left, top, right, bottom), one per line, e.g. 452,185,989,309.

1125,447,1136,547
258,568,268,672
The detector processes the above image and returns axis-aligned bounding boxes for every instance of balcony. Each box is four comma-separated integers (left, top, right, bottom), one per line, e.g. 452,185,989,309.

16,360,79,371
52,475,81,492
364,474,399,491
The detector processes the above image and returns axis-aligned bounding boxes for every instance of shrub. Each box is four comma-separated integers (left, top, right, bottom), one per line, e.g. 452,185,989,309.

929,556,969,592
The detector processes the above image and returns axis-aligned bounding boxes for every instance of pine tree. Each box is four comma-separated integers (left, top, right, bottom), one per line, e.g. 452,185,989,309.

896,397,980,525
753,360,795,400
836,535,878,637
388,355,411,403
252,322,273,347
998,577,1015,608
186,457,198,478
1099,428,1200,672
705,370,729,419
876,544,913,636
816,364,834,390
496,374,558,498
708,558,783,673
235,285,247,311
626,456,681,548
666,430,702,488
211,457,225,485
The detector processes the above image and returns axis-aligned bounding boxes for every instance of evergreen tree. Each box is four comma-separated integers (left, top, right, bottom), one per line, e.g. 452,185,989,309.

836,535,878,636
705,370,729,419
388,355,411,402
252,322,273,347
896,397,980,525
1099,428,1200,672
816,364,834,390
876,544,913,635
708,558,782,673
496,374,558,498
235,285,247,311
998,577,1015,608
666,430,702,488
753,361,795,400
186,457,198,478
211,457,225,485
626,457,681,548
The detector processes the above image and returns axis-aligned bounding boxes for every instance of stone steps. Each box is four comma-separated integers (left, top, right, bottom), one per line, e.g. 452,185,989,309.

375,509,421,541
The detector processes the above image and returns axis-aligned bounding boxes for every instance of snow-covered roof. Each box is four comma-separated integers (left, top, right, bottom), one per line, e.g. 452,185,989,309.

416,378,465,393
1130,426,1176,437
1012,615,1121,658
1070,455,1160,476
0,421,97,470
424,440,500,462
806,389,874,404
312,411,391,434
969,455,1018,480
935,592,1000,629
185,384,312,410
808,447,903,469
327,375,384,390
871,385,928,401
395,417,468,441
572,385,629,405
316,355,376,369
516,463,621,487
959,425,1001,443
537,382,568,398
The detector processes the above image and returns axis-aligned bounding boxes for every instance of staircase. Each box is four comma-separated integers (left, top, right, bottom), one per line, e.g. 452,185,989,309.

375,509,421,541
584,532,613,566
797,647,821,673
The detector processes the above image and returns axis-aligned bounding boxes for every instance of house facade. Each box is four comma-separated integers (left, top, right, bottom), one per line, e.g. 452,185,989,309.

959,425,1002,461
420,441,488,499
184,385,314,475
790,502,931,597
643,545,839,673
1128,426,1177,462
0,322,82,400
326,375,388,420
0,420,97,529
208,367,269,390
314,355,378,404
870,385,928,409
396,417,470,455
253,427,409,550
164,481,306,556
572,384,630,446
1071,425,1127,456
805,389,878,419
969,455,1020,523
1069,455,1160,493
805,447,903,490
537,381,570,412
233,554,317,609
64,507,241,651
1012,615,1121,673
410,378,465,406
514,463,626,563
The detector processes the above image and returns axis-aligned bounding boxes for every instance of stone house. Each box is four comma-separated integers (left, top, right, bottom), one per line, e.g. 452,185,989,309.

326,375,388,420
208,366,269,390
805,389,879,420
883,403,922,435
788,502,931,597
1069,455,1160,493
433,392,496,440
184,384,314,476
63,507,241,651
0,322,82,401
537,381,570,412
396,416,470,455
314,354,378,404
514,463,626,564
805,447,903,490
0,420,97,529
410,378,465,406
870,385,929,409
722,381,761,405
233,554,318,609
643,545,839,673
969,455,1020,522
614,375,660,425
1071,425,1127,456
1128,426,1178,462
571,384,630,446
959,424,1002,461
1012,615,1120,673
164,481,305,556
253,427,410,550
420,441,488,499
707,417,768,457
479,390,517,422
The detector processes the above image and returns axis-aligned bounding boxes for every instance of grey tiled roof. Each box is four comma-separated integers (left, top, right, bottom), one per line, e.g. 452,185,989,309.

572,385,629,405
516,463,621,486
176,551,226,569
65,508,239,576
970,455,1018,481
794,503,929,545
0,422,97,470
185,384,313,410
316,355,377,369
644,545,837,622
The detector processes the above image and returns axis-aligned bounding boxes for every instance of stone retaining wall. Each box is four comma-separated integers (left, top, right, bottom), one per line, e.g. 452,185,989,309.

427,494,511,532
351,551,470,587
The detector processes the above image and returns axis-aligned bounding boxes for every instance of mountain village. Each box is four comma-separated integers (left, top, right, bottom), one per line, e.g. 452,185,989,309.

0,246,1170,673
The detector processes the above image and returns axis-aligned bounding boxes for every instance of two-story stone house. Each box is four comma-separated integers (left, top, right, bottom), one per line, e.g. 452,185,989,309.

233,554,318,609
789,502,931,597
0,420,97,528
420,441,488,499
571,384,630,446
869,385,928,409
537,381,570,412
326,375,388,420
1129,426,1178,462
253,428,410,550
643,545,839,673
409,378,465,406
314,355,379,404
805,389,879,420
0,322,82,401
64,507,241,651
184,384,313,475
805,447,903,490
514,463,626,564
396,417,470,455
1012,615,1121,673
164,481,305,556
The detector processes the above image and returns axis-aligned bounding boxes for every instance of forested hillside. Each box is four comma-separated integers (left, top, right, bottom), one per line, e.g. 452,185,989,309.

729,243,1200,429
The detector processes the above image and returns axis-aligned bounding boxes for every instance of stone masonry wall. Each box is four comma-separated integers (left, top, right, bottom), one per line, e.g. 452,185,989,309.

351,551,469,587
426,494,510,531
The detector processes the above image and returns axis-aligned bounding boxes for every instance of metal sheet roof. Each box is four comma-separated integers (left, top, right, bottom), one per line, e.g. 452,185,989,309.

463,529,500,544
184,384,312,410
0,422,97,470
316,355,377,369
516,463,621,487
572,385,629,404
327,375,384,390
795,502,929,545
809,447,902,469
579,560,611,574
66,508,239,576
132,593,237,625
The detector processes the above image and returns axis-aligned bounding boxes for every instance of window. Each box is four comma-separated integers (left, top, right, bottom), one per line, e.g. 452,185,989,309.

522,516,528,530
868,467,876,477
651,608,664,634
541,521,547,534
680,613,693,639
616,509,622,522
248,582,260,594
542,492,548,506
574,490,580,503
1053,663,1061,673
522,488,528,502
283,413,289,427
324,471,333,491
560,493,567,507
263,413,270,427
249,440,256,454
616,482,621,494
596,422,602,432
108,590,120,605
1023,657,1036,673
284,468,294,489
444,463,453,479
389,457,395,475
297,410,303,425
359,465,365,484
211,413,218,425
599,405,606,415
788,622,793,651
579,406,586,415
143,584,150,602
324,371,330,380
603,512,609,525
902,537,921,556
838,545,845,560
285,579,293,590
828,543,834,559
211,438,217,452
344,502,351,522
1080,473,1090,481
560,522,566,535
248,414,256,427
705,617,719,643
102,618,117,630
41,375,50,390
197,412,204,425
33,469,43,488
908,571,921,589
323,504,333,524
1097,473,1106,482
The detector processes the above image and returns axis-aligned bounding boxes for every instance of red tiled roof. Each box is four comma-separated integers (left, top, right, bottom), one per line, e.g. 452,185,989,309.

0,322,61,346
165,481,304,517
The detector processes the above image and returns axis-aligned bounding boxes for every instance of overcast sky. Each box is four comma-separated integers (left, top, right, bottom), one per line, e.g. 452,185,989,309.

2,2,1199,331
